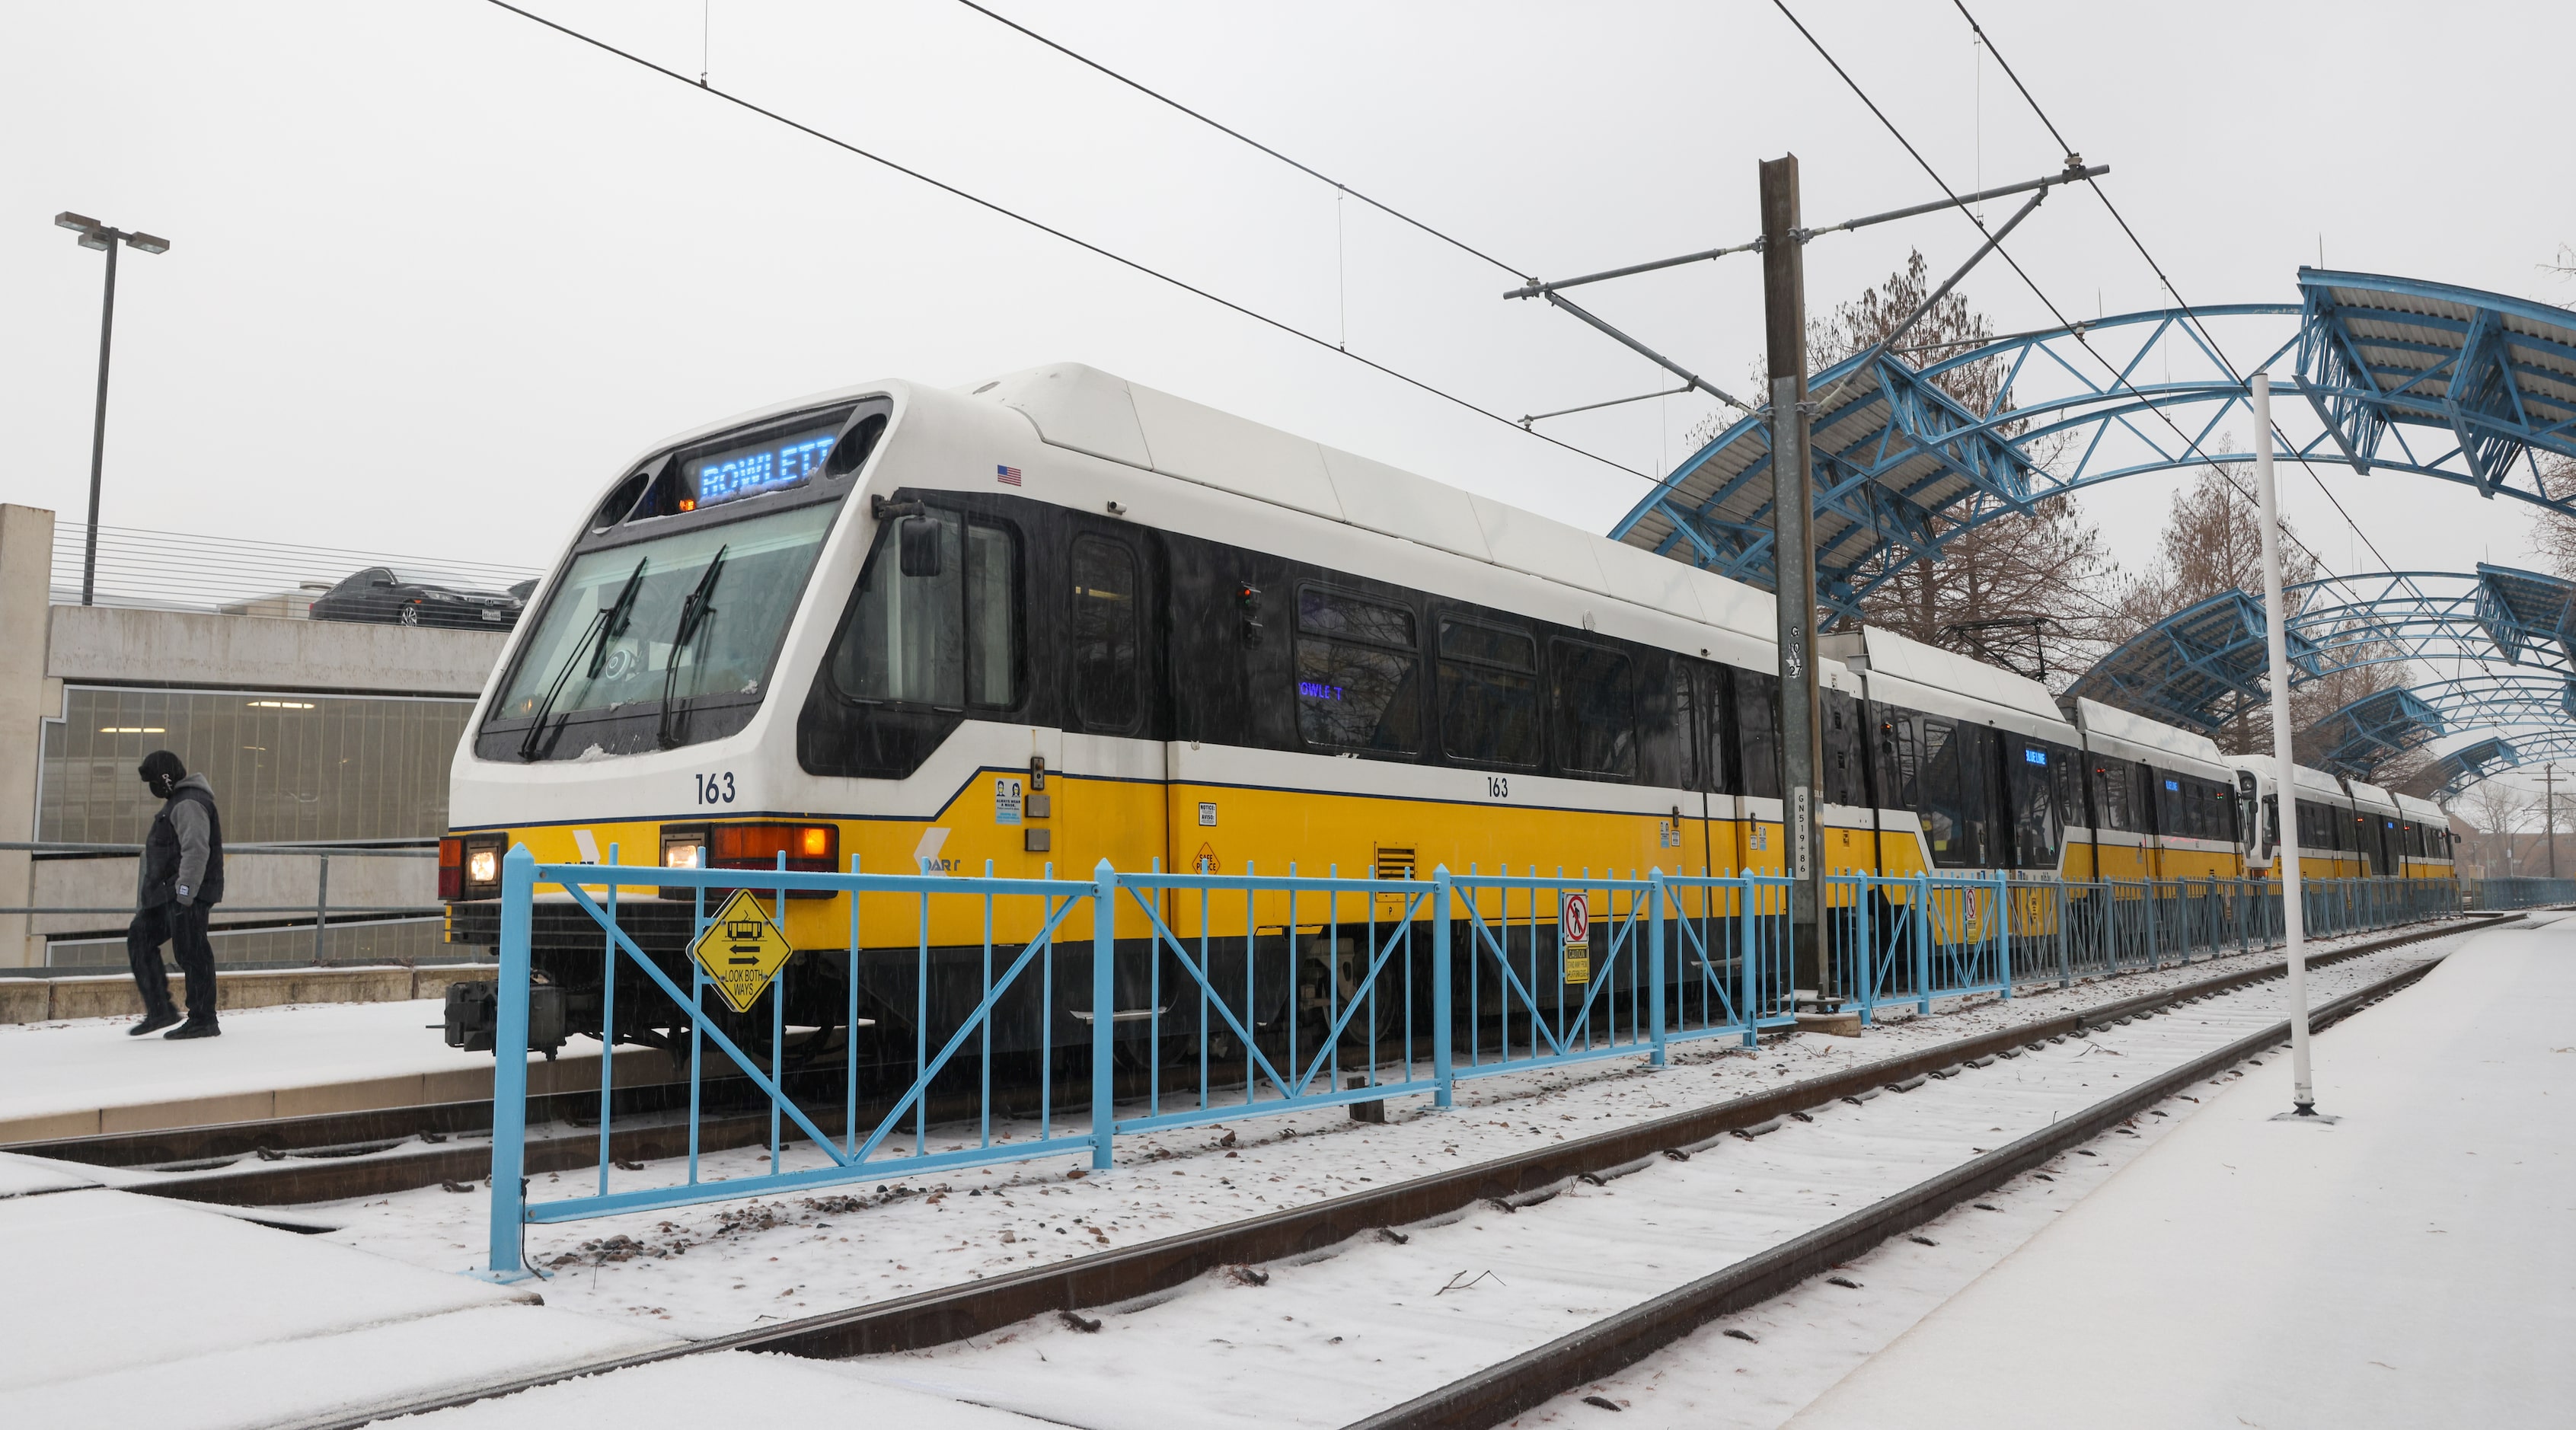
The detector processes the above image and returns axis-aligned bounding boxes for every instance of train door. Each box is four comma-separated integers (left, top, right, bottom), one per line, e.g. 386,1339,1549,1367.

1060,528,1169,885
1674,659,1719,875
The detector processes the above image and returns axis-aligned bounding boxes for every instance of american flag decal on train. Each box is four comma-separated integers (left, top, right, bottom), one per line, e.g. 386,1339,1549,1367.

996,464,1023,486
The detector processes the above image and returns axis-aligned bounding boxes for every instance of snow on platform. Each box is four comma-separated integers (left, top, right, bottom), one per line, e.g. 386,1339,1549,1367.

1787,918,2576,1429
0,997,663,1144
0,1178,678,1430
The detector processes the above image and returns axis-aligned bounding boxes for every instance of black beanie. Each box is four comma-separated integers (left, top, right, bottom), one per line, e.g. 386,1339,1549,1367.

139,750,186,800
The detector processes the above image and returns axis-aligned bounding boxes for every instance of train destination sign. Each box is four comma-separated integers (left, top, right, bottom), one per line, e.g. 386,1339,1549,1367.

690,888,796,1013
685,423,840,509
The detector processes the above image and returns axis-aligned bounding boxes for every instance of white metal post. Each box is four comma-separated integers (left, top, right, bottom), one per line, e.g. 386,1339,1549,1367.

2253,375,2323,1119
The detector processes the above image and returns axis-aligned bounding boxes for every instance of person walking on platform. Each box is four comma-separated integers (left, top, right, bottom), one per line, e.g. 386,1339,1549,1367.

126,750,225,1040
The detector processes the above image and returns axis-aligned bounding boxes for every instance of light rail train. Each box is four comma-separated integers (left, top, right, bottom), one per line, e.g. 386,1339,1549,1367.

436,365,2455,1070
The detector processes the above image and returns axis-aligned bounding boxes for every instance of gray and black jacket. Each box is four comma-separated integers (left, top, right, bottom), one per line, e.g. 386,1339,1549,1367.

139,774,225,909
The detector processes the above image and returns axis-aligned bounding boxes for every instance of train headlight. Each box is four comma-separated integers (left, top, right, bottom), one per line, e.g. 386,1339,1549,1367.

467,847,500,885
662,838,704,870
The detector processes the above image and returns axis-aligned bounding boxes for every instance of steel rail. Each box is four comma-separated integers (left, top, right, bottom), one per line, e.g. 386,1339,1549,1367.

295,912,2504,1428
1344,945,2454,1430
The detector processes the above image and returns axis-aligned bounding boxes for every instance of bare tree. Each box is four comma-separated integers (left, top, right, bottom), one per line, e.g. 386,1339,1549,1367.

1689,253,2120,678
2528,453,2576,579
2099,462,2415,761
2460,778,2532,876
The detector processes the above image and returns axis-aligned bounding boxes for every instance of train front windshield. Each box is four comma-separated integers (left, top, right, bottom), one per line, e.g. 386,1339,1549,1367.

490,501,841,755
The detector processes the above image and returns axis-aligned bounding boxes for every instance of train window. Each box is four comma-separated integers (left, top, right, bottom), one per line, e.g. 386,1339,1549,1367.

1701,666,1735,795
1436,616,1541,768
1550,640,1636,778
1670,662,1698,790
1292,586,1421,755
1929,721,1995,867
2051,742,2086,832
2007,739,2059,870
831,510,1019,710
2092,760,2134,835
1071,537,1142,733
1734,668,1782,799
1823,690,1868,807
964,524,1020,707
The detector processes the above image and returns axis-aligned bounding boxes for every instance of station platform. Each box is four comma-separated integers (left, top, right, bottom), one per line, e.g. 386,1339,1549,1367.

1788,914,2576,1428
0,1153,679,1429
0,998,671,1145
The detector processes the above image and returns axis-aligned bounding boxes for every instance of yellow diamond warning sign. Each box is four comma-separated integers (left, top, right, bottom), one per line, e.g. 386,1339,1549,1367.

691,887,794,1013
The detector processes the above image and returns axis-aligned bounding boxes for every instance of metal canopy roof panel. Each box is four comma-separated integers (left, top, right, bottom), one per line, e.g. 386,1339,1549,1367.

1610,349,2035,612
2297,270,2576,496
2472,562,2576,663
2430,736,2520,799
2062,589,2318,733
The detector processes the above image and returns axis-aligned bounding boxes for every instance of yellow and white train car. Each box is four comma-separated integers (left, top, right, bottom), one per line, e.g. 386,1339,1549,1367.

2392,792,2459,878
2233,755,2370,880
2064,699,2245,881
432,363,2274,1061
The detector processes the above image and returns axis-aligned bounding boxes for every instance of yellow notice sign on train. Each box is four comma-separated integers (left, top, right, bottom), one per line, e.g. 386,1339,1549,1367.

691,888,794,1013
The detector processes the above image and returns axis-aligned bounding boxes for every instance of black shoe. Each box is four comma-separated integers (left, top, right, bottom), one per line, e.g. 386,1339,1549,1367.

129,1010,182,1037
164,1020,221,1040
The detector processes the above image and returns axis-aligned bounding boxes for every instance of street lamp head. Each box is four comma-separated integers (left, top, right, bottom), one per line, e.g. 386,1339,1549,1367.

76,228,112,252
54,211,100,233
123,232,170,255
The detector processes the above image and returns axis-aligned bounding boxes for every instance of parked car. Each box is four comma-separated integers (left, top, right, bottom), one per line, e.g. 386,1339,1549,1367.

308,567,527,630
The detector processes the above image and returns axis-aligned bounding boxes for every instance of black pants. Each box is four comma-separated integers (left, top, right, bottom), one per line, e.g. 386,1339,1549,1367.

127,901,217,1024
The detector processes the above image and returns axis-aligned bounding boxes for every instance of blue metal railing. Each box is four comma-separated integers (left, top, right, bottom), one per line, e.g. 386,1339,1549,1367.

2467,876,2576,910
477,850,2461,1278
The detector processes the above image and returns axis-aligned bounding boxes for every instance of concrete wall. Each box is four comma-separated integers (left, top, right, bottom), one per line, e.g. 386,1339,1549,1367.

1,506,516,967
0,506,54,968
46,602,507,696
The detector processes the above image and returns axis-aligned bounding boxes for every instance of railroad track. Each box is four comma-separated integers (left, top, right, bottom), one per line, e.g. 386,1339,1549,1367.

1346,946,2448,1430
302,915,2498,1428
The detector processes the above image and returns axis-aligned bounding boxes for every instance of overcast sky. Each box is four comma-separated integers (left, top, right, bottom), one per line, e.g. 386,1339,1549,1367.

8,0,2574,592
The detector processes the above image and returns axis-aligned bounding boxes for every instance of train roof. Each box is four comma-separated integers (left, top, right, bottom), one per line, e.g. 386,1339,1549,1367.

2342,777,2401,816
2229,754,2350,799
1831,627,2064,726
2070,697,2228,768
969,363,1786,650
2393,792,2448,822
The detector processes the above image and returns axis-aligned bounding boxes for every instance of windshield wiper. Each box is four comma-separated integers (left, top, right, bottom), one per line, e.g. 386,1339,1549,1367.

517,557,647,762
656,544,727,750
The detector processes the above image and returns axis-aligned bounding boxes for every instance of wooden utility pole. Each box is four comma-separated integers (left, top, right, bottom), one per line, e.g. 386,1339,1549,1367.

1760,155,1830,1002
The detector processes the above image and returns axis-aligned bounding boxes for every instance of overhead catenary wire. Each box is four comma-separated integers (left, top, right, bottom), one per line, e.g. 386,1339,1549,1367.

1943,0,2404,580
477,0,1653,483
1765,0,2346,581
946,0,1528,282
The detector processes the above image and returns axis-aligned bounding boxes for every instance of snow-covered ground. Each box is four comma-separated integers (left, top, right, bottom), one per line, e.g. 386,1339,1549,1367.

0,996,586,1134
0,1155,677,1430
805,944,2440,1429
1766,914,2576,1429
302,926,2465,1341
1509,913,2576,1428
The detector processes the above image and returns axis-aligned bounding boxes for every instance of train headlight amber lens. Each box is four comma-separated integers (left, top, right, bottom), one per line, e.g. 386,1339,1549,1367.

467,848,500,884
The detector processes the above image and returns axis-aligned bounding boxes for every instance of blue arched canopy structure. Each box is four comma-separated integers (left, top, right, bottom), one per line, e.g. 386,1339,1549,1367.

2304,672,2576,780
1611,270,2576,619
2063,564,2576,734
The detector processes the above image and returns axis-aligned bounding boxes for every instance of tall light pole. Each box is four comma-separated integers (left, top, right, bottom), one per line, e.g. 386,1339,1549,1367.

2253,373,2330,1122
54,212,171,607
2544,764,2560,881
